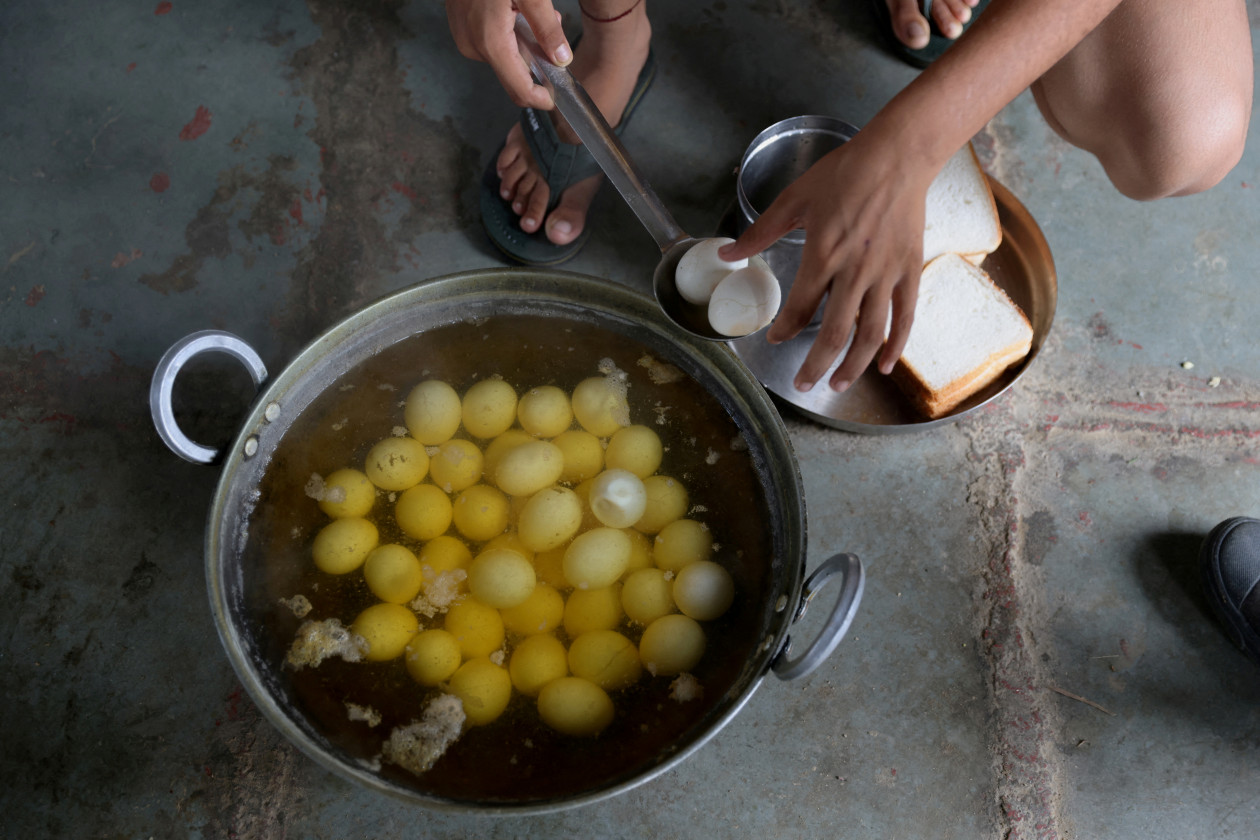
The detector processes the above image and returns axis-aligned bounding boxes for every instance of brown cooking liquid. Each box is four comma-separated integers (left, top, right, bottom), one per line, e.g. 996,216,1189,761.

239,313,775,805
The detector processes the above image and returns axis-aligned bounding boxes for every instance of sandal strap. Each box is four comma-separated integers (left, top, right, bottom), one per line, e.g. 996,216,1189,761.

520,107,606,212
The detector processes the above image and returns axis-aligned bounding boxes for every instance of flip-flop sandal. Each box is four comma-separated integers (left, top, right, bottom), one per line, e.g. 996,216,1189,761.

870,0,990,70
480,49,657,266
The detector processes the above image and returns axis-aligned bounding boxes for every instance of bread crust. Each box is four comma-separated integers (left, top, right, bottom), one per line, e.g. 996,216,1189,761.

893,257,1032,420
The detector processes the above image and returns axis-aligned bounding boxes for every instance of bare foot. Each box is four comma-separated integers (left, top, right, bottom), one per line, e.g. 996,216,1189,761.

885,0,978,49
496,11,652,247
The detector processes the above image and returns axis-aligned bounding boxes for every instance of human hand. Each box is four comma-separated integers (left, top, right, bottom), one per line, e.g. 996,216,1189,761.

446,0,572,110
720,131,934,393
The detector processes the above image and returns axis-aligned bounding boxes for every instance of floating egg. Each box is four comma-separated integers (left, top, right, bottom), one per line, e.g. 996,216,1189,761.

449,657,512,726
563,585,624,637
675,237,748,304
538,676,615,736
363,543,425,604
462,379,518,439
533,545,570,590
429,438,484,493
495,440,565,497
319,468,376,519
635,475,689,534
500,583,565,636
311,517,378,574
568,630,642,691
564,528,632,590
707,260,782,337
483,428,534,477
517,385,573,437
673,560,735,621
404,628,462,686
451,484,510,541
416,534,472,576
467,547,536,609
552,429,605,483
517,486,583,552
444,598,505,659
571,376,630,437
623,528,653,575
604,425,663,478
395,483,453,541
350,603,419,662
483,532,535,563
363,436,429,491
621,567,677,625
653,518,712,572
509,633,569,697
404,380,462,445
639,613,706,676
588,469,647,529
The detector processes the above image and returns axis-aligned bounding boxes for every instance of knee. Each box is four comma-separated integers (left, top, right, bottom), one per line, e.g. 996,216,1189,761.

1099,92,1251,200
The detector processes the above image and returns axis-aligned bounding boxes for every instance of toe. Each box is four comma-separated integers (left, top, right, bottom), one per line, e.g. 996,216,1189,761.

886,0,930,49
544,176,601,246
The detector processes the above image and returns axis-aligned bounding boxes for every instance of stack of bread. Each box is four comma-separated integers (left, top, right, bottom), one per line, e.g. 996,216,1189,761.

891,143,1034,419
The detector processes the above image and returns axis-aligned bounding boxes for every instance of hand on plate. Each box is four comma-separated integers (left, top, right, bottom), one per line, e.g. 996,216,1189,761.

720,130,934,394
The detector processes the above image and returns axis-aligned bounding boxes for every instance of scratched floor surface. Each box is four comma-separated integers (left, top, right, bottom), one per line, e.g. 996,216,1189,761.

3,2,1259,838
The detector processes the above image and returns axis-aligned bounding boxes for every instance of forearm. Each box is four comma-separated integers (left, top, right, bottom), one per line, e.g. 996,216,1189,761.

867,0,1124,168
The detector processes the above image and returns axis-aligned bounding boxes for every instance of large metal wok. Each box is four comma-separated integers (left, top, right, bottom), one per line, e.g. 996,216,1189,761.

151,268,863,814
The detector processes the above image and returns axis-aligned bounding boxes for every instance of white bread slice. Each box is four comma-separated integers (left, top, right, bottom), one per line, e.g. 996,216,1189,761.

892,253,1033,419
923,143,1002,265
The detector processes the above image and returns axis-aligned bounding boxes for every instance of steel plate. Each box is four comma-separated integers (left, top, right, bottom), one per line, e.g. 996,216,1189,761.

730,177,1056,433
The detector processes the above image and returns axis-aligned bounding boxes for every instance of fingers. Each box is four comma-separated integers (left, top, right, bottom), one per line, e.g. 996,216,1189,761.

878,273,919,374
719,196,803,264
517,1,572,66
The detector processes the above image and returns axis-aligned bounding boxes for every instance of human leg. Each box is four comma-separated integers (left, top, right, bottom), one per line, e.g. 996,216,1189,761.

1031,0,1252,200
495,0,651,247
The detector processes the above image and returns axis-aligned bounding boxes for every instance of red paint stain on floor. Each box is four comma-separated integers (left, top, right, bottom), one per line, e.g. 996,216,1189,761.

25,286,45,307
149,172,170,193
289,198,304,225
111,249,143,268
126,62,137,73
391,181,417,200
179,106,212,141
155,2,173,15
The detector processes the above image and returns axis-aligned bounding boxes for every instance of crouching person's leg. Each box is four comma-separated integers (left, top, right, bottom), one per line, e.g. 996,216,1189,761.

1031,0,1252,200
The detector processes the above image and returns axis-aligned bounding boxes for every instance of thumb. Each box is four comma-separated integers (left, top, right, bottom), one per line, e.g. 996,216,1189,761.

518,1,573,66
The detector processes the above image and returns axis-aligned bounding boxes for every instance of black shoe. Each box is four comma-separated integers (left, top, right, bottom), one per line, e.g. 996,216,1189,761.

1199,517,1260,666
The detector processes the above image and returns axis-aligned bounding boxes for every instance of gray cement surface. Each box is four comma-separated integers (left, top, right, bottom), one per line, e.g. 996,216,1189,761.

3,1,1259,838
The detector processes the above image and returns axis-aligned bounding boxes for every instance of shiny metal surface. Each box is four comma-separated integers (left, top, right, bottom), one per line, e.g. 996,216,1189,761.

513,19,728,341
149,330,269,464
771,552,865,680
734,115,860,328
164,269,862,814
731,177,1057,433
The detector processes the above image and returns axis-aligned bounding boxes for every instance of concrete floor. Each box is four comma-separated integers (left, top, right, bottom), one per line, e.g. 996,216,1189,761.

3,1,1260,837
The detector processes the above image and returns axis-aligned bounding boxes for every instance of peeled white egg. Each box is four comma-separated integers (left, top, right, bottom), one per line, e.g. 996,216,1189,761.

675,238,748,305
707,260,781,337
588,468,648,529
